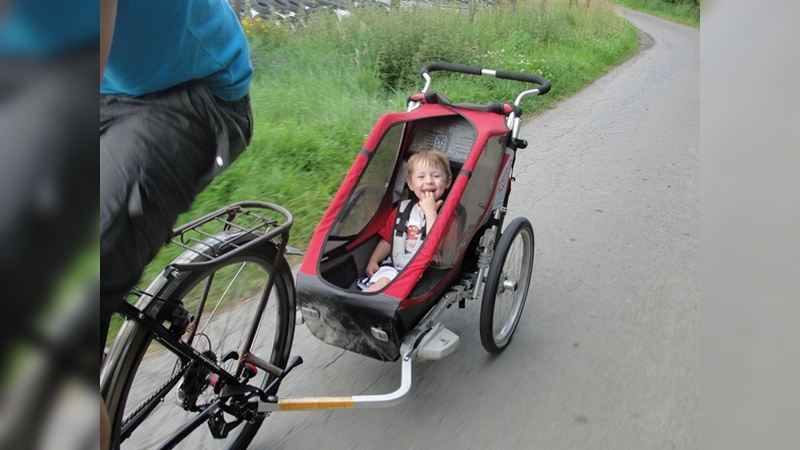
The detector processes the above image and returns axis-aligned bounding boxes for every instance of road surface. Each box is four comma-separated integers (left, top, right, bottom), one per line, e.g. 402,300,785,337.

255,7,699,450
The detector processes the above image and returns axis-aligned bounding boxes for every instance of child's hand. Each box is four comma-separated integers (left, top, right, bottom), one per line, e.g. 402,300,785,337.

418,191,442,216
366,261,380,277
366,239,391,278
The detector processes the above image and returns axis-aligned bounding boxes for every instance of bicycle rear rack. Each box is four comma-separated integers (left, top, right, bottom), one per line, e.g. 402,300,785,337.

166,201,294,271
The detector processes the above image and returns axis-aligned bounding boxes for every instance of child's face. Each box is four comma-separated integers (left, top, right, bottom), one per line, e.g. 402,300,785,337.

407,160,451,202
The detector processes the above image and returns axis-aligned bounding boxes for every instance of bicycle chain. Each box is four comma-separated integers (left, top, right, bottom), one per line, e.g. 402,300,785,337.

122,361,190,429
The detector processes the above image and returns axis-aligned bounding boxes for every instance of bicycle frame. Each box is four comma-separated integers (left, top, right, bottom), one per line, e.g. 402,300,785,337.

107,201,294,444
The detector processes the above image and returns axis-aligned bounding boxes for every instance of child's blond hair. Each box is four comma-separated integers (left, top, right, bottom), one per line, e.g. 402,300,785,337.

406,147,452,180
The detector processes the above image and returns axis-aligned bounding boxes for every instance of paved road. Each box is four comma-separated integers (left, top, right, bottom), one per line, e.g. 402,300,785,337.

255,7,699,449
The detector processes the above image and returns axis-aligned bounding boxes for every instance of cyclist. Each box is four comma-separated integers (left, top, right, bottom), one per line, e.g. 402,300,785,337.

100,1,254,447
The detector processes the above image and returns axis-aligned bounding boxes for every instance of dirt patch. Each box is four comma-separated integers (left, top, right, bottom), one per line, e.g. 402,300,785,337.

637,29,656,50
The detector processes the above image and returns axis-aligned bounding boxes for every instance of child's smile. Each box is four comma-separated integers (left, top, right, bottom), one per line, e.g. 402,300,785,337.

407,161,451,202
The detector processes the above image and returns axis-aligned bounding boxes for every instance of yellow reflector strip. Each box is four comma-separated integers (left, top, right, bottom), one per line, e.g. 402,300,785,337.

278,397,355,411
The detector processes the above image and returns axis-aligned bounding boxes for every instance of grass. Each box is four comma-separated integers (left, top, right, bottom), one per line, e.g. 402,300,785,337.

108,1,641,345
612,0,700,28
204,1,638,248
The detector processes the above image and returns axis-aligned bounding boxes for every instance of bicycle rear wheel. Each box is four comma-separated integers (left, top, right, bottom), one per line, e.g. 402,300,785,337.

101,232,295,449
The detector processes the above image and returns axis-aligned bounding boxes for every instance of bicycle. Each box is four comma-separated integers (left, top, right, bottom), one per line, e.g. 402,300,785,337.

100,201,301,449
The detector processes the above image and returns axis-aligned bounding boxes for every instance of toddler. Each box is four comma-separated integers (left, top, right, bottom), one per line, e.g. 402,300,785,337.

362,147,452,292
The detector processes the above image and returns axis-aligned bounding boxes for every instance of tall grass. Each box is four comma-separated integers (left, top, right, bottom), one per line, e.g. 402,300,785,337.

133,1,638,304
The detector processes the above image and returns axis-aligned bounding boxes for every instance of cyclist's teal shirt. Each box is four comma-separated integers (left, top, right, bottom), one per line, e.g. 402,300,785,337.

100,0,253,101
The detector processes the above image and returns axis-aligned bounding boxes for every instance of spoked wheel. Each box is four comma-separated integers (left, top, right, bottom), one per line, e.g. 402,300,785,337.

480,217,534,354
101,233,295,449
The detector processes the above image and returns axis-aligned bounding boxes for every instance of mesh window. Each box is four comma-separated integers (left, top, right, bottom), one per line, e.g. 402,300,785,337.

328,123,406,240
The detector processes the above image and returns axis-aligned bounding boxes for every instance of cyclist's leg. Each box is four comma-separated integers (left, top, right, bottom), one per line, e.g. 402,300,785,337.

100,93,211,349
100,83,251,448
100,83,252,354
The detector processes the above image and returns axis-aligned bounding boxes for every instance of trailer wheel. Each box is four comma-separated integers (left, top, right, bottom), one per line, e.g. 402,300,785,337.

480,217,534,354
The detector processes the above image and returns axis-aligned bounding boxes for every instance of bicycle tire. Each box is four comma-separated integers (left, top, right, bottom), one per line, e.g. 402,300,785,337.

480,217,534,354
101,232,295,449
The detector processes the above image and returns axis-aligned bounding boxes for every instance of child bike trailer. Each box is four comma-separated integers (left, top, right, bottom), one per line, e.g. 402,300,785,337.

296,62,550,362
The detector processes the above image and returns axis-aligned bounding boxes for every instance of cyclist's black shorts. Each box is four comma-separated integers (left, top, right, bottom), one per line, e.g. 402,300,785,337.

99,82,252,361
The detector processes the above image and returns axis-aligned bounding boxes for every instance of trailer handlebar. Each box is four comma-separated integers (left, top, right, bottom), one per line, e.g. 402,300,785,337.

420,62,551,95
